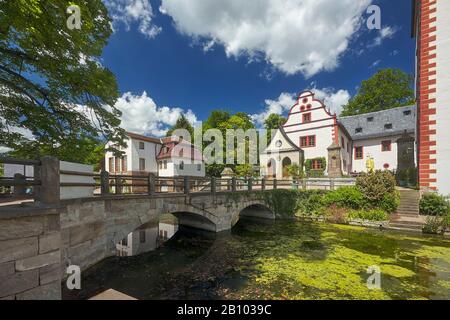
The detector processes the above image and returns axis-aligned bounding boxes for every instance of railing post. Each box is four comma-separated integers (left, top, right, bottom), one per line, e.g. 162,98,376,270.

231,177,236,192
261,178,266,191
148,173,155,196
211,177,216,195
330,178,335,191
184,176,190,195
273,178,277,190
100,170,110,195
302,178,307,190
13,173,26,196
248,177,253,191
36,156,60,205
115,177,123,195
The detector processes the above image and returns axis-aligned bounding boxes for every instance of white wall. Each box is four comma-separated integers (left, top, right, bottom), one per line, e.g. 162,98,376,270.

352,136,401,173
105,137,161,174
435,1,450,195
159,158,205,177
60,161,94,200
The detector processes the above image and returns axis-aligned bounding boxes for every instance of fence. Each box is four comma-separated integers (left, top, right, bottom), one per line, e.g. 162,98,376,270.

1,157,356,205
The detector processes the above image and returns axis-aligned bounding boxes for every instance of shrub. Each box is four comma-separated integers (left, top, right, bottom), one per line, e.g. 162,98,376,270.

422,216,447,235
356,171,396,203
323,186,366,210
262,189,300,217
420,193,450,216
297,192,326,216
348,209,388,221
323,205,349,224
378,192,400,214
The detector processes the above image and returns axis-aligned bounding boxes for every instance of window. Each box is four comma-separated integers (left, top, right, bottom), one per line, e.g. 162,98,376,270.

302,113,312,123
108,157,114,172
121,236,128,246
115,157,120,172
367,117,374,122
197,164,202,171
382,140,392,152
300,135,316,148
140,231,146,243
158,162,162,170
403,110,411,116
355,127,363,134
179,161,184,170
179,148,184,157
385,123,393,130
139,158,146,171
341,137,345,148
121,156,127,172
347,142,350,153
355,147,363,160
163,160,167,169
312,159,323,170
139,142,145,150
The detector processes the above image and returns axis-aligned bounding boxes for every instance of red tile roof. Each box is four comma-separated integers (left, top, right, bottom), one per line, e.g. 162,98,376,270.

126,132,162,144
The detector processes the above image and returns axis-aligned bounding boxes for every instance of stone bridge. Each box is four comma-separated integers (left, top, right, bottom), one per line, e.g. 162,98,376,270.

0,191,274,300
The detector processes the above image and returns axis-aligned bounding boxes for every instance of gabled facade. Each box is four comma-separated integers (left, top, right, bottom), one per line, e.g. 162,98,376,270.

105,133,205,178
260,91,416,179
413,0,450,194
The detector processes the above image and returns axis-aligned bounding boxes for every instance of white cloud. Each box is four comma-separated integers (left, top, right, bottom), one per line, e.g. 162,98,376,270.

104,0,161,38
370,26,397,47
251,92,297,126
115,91,197,136
370,59,381,68
312,87,351,115
251,87,351,126
160,0,372,77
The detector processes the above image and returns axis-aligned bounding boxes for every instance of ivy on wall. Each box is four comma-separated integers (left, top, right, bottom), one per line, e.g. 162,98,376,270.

304,157,326,177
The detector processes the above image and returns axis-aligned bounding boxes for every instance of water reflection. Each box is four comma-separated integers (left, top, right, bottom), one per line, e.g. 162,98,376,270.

116,214,179,257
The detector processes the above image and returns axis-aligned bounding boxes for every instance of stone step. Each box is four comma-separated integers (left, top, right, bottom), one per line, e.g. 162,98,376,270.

390,221,424,227
387,226,423,234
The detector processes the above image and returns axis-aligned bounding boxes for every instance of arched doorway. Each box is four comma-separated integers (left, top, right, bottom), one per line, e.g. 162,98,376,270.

267,158,276,179
282,157,292,178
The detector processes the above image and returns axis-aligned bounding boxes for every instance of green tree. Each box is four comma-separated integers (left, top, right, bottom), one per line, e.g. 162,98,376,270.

264,113,286,143
341,68,415,116
166,115,194,138
0,0,126,160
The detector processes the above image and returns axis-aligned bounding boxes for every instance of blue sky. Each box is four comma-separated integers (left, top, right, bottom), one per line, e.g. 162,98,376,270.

100,0,415,136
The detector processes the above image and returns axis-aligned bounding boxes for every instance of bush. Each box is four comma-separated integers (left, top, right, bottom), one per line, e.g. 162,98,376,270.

379,192,400,214
420,193,450,216
262,189,300,217
297,192,326,216
356,171,396,203
422,216,447,234
323,205,349,224
323,186,366,210
348,209,388,221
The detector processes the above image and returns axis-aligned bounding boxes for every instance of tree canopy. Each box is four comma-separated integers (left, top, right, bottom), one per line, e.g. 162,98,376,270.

0,0,126,161
264,113,286,143
166,114,194,138
341,68,415,117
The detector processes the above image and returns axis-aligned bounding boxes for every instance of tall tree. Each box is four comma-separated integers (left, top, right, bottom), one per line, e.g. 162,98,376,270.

264,113,286,143
341,68,415,116
166,114,194,138
0,0,126,160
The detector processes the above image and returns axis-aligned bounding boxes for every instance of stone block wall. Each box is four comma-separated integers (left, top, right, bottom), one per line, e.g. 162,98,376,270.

0,208,62,300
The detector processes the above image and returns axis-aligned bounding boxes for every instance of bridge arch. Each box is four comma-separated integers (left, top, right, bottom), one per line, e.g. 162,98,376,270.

231,200,275,227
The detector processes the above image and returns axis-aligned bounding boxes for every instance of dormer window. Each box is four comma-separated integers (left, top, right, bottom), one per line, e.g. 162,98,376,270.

355,127,363,134
385,123,393,130
367,117,374,122
403,110,411,116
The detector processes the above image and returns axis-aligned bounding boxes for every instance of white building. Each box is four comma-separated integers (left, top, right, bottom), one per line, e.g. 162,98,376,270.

105,132,205,178
260,91,416,179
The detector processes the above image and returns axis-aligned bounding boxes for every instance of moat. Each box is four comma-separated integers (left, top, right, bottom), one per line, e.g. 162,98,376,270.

63,217,450,300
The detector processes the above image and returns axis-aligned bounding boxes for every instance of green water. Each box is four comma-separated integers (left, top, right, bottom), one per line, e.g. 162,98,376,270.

64,219,450,300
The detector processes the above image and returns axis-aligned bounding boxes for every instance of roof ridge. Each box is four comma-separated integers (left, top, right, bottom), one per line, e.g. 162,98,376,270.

338,105,415,119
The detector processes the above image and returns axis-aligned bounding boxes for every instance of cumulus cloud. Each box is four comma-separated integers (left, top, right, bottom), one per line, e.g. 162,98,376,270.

115,91,197,136
251,87,350,126
251,93,296,127
312,87,351,115
104,0,161,38
160,0,372,77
